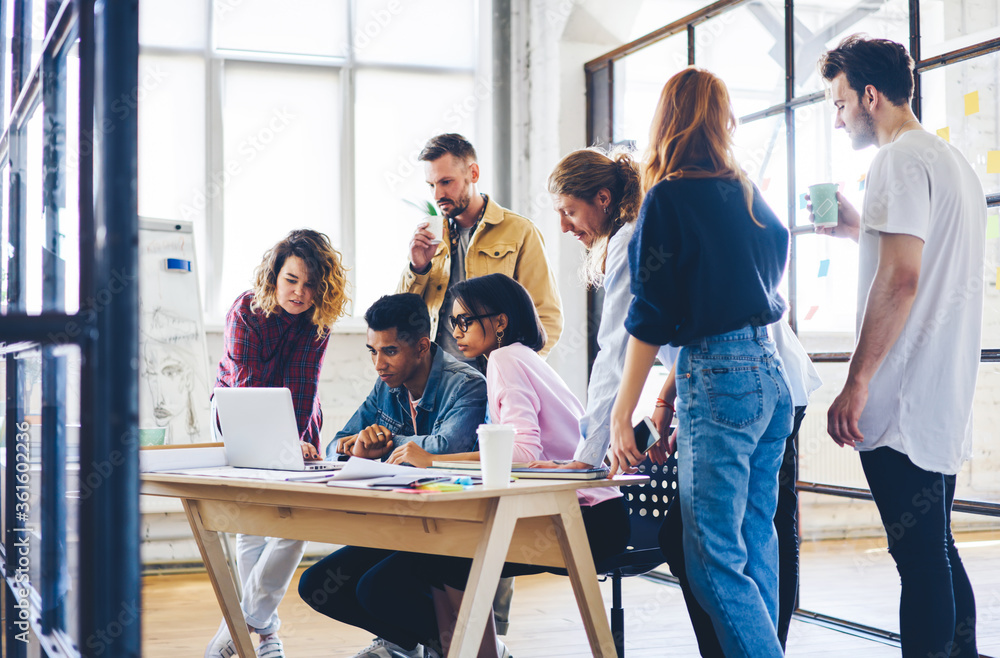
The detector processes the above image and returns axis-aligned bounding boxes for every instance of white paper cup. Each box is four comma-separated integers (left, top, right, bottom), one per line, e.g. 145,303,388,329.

477,424,515,488
422,216,443,244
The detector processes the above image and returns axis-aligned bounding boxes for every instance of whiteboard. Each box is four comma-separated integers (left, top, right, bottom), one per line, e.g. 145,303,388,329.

138,218,212,444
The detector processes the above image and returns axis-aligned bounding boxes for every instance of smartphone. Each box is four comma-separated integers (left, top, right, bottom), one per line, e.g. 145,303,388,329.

633,416,662,453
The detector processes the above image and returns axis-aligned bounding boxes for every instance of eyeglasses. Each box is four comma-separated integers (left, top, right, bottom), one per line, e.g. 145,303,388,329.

449,313,499,333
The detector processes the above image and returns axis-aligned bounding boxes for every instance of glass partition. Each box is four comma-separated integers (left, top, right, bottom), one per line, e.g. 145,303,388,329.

920,0,1000,60
920,50,1000,196
794,0,909,96
695,0,786,116
611,33,687,149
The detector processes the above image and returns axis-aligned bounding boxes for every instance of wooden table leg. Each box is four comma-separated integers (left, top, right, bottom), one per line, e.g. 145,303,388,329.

552,493,617,657
449,498,519,658
183,499,256,658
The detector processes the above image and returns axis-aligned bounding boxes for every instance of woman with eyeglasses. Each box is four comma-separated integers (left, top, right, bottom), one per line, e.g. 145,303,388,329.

375,273,628,657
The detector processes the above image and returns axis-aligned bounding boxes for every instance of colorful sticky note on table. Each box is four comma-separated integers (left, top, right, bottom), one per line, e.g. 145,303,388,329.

988,151,1000,175
818,259,830,277
937,127,950,142
965,91,980,116
987,215,1000,240
804,306,820,321
799,193,807,209
858,174,866,191
996,267,1000,291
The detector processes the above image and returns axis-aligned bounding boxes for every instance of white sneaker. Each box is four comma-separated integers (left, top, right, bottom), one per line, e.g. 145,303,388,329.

350,637,423,658
205,621,236,658
497,639,513,658
257,635,285,658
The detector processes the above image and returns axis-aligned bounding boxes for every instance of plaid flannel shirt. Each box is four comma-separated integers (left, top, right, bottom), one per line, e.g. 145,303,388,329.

215,290,330,449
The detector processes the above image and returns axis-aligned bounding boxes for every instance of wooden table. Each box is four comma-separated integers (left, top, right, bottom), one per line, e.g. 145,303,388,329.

141,473,645,658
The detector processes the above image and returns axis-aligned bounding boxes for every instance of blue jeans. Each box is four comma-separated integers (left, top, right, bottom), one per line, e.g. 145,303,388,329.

860,447,977,657
674,326,792,658
661,405,805,656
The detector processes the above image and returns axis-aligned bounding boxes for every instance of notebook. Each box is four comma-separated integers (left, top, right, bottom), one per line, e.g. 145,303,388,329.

431,460,609,480
213,387,344,472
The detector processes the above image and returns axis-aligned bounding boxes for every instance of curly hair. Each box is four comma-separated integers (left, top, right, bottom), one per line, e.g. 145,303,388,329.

547,147,642,287
251,229,350,338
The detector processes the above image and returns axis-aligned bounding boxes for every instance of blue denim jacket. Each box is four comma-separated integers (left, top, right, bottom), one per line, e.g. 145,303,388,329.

330,345,487,458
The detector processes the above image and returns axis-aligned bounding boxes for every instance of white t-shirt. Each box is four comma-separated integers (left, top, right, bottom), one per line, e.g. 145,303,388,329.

856,130,985,474
772,317,822,408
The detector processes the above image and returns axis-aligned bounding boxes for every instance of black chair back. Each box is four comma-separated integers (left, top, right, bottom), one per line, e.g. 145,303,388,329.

598,453,678,578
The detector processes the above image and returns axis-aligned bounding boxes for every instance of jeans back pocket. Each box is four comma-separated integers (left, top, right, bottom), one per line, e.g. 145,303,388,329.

702,365,764,429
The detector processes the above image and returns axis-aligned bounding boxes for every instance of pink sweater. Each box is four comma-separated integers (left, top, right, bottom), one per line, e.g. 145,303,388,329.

486,343,620,507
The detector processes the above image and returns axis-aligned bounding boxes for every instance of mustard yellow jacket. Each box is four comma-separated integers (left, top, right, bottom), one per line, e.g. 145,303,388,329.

397,196,563,356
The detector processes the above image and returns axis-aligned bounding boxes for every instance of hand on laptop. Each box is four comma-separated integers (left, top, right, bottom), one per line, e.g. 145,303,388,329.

300,441,320,461
351,424,395,459
386,442,433,468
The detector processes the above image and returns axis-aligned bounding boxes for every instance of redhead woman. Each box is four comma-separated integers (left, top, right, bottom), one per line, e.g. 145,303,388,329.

609,68,793,657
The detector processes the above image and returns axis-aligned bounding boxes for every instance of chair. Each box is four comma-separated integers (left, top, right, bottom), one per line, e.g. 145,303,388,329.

594,453,678,658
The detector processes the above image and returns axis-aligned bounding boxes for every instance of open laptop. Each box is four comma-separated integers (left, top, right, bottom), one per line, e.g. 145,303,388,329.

213,387,344,471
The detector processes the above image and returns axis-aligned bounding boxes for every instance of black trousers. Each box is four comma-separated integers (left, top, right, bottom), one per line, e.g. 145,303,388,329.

302,496,629,649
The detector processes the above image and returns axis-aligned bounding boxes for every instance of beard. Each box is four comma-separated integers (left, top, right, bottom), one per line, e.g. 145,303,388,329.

850,104,878,150
438,190,472,219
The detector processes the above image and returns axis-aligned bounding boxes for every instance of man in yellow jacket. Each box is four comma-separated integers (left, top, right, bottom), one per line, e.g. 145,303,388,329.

398,133,563,360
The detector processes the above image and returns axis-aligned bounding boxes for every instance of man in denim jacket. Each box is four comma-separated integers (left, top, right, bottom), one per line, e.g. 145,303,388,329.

329,292,486,460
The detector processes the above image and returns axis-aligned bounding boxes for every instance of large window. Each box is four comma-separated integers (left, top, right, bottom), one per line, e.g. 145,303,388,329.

589,0,1000,652
137,0,489,322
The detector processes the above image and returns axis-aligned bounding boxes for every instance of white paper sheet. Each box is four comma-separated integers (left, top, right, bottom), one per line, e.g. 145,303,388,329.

329,456,445,481
158,465,339,482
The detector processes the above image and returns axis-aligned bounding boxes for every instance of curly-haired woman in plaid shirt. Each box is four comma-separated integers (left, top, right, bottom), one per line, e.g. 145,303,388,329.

206,229,349,658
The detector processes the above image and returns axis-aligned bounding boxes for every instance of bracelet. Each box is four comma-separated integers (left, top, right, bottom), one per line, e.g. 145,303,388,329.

654,397,674,411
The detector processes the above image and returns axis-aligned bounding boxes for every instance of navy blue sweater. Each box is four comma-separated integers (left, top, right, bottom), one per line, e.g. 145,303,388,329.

625,177,789,347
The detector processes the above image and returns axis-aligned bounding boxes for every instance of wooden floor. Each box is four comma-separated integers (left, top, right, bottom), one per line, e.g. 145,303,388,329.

142,530,1000,657
144,567,913,657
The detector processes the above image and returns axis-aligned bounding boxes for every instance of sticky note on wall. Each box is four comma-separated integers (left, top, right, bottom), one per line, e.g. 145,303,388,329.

987,215,999,240
988,151,1000,175
818,259,830,277
965,91,979,115
937,127,950,142
804,305,819,321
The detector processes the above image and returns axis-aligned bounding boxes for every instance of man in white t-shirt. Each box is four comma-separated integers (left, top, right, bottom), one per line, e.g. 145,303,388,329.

816,36,984,657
